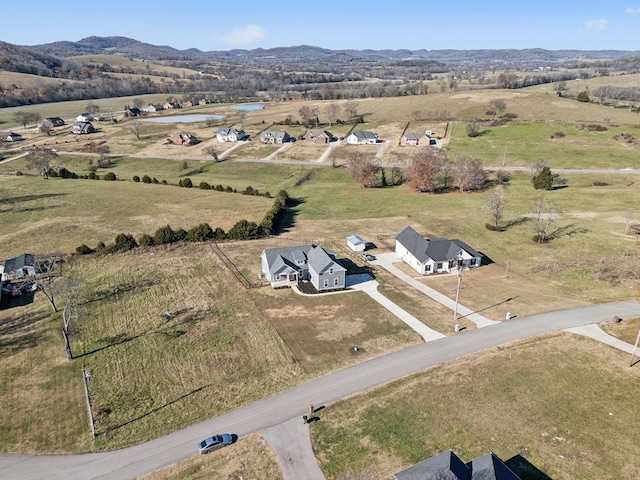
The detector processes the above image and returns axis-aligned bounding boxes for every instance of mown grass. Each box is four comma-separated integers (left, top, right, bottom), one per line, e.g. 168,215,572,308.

0,173,274,255
66,245,304,450
311,334,640,480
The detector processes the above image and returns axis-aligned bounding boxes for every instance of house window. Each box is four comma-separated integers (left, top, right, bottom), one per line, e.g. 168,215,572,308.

436,263,442,270
334,278,339,286
426,265,431,272
324,279,329,288
329,267,334,274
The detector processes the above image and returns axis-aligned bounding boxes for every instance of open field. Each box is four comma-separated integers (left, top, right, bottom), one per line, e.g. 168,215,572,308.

1,83,640,464
310,333,640,480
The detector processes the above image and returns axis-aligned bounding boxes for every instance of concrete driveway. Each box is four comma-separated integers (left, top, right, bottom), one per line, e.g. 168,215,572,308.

373,253,499,328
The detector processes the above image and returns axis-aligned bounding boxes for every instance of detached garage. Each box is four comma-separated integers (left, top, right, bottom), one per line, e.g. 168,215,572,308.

346,235,367,252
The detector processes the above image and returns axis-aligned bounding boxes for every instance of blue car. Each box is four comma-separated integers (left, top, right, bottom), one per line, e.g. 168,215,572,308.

197,433,233,454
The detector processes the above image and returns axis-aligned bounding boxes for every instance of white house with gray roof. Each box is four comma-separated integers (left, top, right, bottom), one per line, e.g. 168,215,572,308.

394,449,521,480
395,226,482,275
217,127,247,142
261,244,346,291
260,130,291,144
346,130,378,144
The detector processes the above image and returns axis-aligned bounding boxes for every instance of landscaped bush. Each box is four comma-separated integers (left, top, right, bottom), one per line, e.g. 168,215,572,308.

186,223,214,242
152,178,159,184
154,225,177,245
138,233,155,246
103,172,117,181
142,175,152,184
75,244,94,255
133,175,140,182
114,233,138,251
179,178,192,188
227,219,261,240
199,181,211,190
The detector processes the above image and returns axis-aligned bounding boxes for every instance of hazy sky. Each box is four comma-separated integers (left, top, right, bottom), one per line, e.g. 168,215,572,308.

4,0,640,51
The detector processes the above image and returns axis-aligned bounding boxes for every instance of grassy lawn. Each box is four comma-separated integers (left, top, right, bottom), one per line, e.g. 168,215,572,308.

0,173,274,254
310,334,640,480
140,432,282,480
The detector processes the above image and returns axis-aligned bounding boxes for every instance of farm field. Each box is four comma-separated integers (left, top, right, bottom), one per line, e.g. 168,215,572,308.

1,81,639,477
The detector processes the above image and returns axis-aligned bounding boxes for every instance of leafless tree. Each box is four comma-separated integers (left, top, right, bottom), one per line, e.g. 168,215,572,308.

529,158,548,180
13,111,31,129
406,147,446,193
94,144,110,167
39,119,54,136
348,152,379,188
129,120,144,140
483,192,506,230
343,100,358,119
28,256,61,312
60,276,85,360
26,146,57,179
236,109,247,127
299,106,313,126
533,196,560,243
489,98,506,120
202,144,220,161
85,101,100,115
132,97,144,109
451,156,486,192
325,103,340,126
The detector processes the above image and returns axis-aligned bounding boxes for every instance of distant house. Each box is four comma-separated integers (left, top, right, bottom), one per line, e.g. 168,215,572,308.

76,113,92,122
1,253,36,282
0,131,23,142
346,130,378,145
346,234,367,252
166,133,198,145
124,106,142,117
163,102,181,110
183,101,194,107
260,130,291,144
44,117,65,127
305,129,335,144
261,244,346,291
400,132,431,146
198,99,209,106
143,104,164,113
395,226,482,275
394,450,521,480
71,122,96,134
217,127,248,142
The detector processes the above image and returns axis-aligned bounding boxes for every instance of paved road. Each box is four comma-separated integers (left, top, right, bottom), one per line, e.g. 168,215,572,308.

1,301,639,480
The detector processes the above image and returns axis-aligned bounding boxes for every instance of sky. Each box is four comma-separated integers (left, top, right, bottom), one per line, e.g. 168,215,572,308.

3,0,640,52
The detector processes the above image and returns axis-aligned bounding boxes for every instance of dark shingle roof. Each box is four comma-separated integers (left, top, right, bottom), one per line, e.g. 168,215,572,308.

3,253,35,272
395,226,481,263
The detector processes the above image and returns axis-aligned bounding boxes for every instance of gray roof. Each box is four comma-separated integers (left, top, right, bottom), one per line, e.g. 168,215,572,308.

260,130,289,140
307,245,346,274
346,234,366,246
396,226,480,263
262,244,344,277
394,450,521,480
3,253,35,272
351,130,377,140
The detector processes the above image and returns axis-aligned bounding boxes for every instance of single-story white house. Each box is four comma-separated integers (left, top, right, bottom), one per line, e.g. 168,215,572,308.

0,131,23,142
346,130,378,145
346,235,367,252
395,226,482,275
1,253,36,281
217,127,248,142
261,244,346,291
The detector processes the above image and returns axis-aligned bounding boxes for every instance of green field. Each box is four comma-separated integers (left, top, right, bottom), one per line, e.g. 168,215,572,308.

1,83,640,480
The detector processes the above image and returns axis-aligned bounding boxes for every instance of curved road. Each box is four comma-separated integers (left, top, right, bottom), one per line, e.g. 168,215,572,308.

1,301,639,480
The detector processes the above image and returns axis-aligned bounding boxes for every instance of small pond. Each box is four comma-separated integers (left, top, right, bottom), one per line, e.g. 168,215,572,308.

230,103,264,111
142,114,225,123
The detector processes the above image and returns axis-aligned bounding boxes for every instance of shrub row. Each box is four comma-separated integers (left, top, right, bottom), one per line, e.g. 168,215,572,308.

76,190,291,255
48,167,116,181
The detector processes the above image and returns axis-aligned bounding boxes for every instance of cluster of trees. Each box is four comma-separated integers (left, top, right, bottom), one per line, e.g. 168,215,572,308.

347,152,404,188
76,190,290,255
406,149,487,193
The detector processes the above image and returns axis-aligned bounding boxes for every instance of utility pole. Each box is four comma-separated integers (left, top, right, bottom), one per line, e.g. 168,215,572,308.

453,269,462,323
82,369,96,437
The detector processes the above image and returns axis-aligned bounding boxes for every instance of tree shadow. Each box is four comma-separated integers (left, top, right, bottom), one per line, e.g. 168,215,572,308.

81,278,159,306
104,384,210,434
547,224,588,241
0,308,47,356
76,308,198,358
505,454,553,480
274,197,305,234
6,193,67,204
503,217,529,231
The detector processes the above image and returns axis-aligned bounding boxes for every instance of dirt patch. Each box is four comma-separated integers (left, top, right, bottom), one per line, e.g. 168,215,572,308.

264,304,342,320
316,317,366,341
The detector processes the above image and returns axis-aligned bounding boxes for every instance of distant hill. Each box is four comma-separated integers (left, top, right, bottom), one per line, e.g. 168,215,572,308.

26,36,640,67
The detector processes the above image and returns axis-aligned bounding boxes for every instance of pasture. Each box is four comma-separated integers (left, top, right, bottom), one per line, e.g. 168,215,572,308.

1,82,639,465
